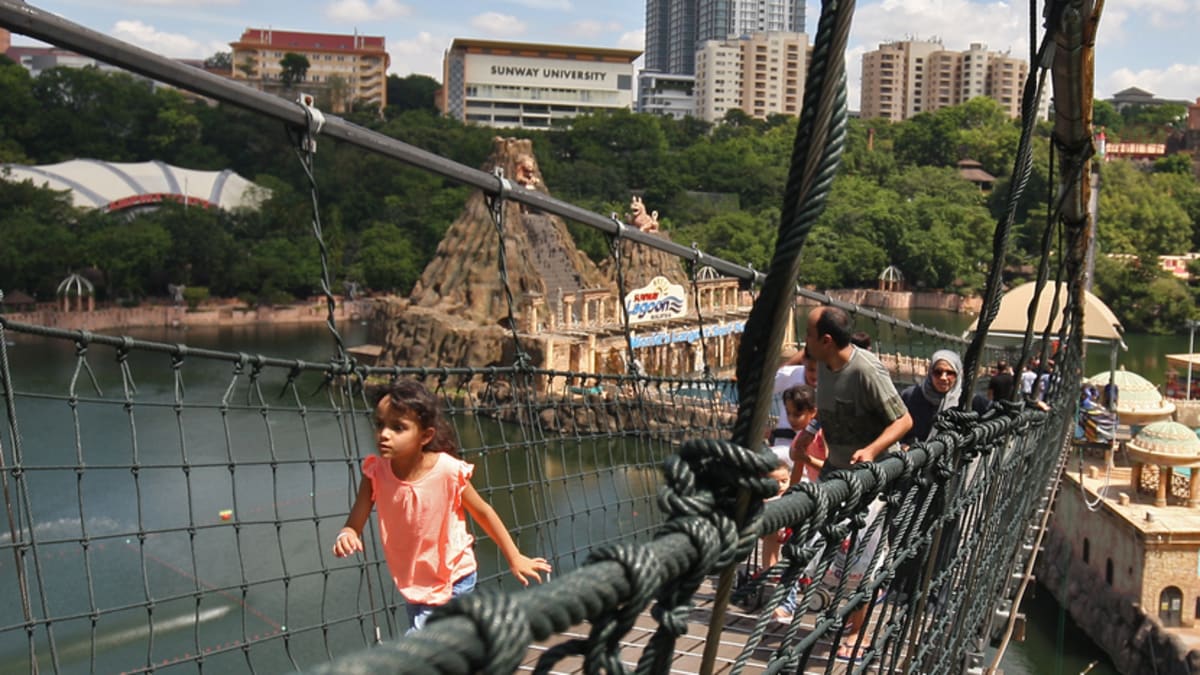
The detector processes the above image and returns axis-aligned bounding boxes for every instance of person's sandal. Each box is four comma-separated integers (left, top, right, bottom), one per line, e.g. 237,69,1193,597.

835,641,867,663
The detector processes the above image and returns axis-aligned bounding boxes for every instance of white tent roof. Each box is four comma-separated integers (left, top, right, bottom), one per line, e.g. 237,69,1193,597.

1,159,267,212
964,281,1125,347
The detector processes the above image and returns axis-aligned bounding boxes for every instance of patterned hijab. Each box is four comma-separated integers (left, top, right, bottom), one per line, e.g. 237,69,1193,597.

920,349,963,413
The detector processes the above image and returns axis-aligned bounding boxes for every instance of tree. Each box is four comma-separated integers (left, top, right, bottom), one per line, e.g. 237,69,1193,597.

1153,153,1194,175
385,74,440,114
0,56,37,162
325,75,351,112
279,53,310,89
1098,160,1192,257
1093,99,1122,135
204,51,232,71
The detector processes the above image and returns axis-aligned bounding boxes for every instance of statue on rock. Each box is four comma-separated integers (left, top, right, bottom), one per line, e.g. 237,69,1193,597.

627,196,659,233
381,137,612,370
601,194,688,290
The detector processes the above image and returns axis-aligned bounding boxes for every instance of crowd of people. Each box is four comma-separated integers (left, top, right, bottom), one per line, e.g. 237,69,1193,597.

760,306,1060,660
326,303,1060,654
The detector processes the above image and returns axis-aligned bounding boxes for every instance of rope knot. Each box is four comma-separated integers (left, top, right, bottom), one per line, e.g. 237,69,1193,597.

429,591,531,675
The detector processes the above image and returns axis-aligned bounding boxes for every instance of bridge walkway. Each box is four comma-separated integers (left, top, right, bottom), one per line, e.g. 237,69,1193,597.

519,566,886,674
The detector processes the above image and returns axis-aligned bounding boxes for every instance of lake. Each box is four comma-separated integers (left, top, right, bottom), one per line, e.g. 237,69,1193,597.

0,313,1131,674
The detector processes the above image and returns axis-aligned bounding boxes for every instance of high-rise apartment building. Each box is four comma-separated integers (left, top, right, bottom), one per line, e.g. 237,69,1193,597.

230,29,388,111
694,32,807,122
644,0,804,76
860,40,1044,121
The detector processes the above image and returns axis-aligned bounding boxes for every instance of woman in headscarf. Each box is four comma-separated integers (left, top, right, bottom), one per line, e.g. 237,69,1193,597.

900,349,963,445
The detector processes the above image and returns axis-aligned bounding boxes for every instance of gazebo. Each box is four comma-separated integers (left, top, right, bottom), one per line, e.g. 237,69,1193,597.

1125,421,1200,507
57,273,95,312
1086,368,1176,428
878,265,904,292
0,290,36,312
957,158,996,191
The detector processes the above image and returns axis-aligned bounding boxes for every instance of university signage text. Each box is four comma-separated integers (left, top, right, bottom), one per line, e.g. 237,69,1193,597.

490,65,609,82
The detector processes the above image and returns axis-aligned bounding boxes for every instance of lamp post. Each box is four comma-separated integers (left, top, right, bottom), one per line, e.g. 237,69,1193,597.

1187,319,1200,401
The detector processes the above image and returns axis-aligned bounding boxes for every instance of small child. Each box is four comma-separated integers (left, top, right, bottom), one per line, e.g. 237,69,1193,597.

760,457,792,570
333,381,552,632
781,384,826,484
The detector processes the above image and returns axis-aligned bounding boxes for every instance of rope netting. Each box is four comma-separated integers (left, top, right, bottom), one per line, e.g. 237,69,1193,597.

0,0,1103,672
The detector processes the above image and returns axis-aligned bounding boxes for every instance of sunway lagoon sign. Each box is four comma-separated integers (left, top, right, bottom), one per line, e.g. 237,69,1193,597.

624,276,687,324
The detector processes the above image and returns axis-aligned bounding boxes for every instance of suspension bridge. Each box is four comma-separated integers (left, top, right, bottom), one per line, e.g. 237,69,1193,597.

0,0,1105,672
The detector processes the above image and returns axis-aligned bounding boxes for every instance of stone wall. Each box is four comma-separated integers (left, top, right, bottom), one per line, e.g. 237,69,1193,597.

1036,488,1200,673
2,299,376,332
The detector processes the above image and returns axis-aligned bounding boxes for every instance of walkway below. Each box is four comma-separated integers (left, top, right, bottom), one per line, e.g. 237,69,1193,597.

519,571,870,674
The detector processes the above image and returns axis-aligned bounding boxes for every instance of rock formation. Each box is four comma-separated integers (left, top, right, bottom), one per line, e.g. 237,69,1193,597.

379,137,612,370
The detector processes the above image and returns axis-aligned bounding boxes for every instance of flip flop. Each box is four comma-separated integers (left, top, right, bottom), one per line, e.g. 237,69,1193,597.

835,641,867,663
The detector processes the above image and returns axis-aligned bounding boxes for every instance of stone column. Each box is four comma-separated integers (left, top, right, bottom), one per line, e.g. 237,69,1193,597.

562,296,575,329
1156,465,1170,508
1132,462,1143,494
1189,466,1200,509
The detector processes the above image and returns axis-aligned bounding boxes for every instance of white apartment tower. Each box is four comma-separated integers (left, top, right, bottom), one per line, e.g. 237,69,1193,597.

861,40,1042,121
694,32,807,123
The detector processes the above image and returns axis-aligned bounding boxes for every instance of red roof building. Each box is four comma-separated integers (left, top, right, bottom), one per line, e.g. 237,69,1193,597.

230,28,389,111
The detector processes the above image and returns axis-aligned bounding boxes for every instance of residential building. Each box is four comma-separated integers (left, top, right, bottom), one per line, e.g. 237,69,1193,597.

439,39,640,129
230,28,388,111
860,40,1046,121
694,31,807,123
637,71,696,118
4,43,123,78
644,0,804,76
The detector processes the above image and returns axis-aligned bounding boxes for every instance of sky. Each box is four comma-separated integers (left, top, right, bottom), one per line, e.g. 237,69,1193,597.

8,0,1200,107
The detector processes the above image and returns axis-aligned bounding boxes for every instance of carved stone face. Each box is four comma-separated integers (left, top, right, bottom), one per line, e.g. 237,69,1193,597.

514,156,539,188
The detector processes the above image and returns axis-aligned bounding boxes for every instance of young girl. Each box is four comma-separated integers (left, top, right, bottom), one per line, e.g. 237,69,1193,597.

332,381,552,632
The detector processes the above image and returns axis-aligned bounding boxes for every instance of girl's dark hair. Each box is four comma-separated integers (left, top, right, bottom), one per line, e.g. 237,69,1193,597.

375,380,459,455
781,384,816,413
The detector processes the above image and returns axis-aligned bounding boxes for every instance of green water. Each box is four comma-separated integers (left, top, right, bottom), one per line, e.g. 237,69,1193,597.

0,315,1128,674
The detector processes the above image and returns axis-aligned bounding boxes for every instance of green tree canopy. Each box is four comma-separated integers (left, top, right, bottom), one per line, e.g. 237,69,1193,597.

279,53,310,88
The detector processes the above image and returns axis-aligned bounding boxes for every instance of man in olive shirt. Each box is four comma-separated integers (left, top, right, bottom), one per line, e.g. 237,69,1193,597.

805,306,912,475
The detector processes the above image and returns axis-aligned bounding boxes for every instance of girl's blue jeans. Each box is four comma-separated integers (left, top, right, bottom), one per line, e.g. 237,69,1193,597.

405,571,477,633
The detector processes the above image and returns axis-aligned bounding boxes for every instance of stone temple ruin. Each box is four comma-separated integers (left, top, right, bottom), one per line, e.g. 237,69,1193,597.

375,137,761,387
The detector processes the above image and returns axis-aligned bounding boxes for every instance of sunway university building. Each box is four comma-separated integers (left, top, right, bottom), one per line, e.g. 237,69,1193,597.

438,38,641,129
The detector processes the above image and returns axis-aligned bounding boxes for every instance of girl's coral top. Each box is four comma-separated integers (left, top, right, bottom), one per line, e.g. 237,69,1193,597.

363,452,477,605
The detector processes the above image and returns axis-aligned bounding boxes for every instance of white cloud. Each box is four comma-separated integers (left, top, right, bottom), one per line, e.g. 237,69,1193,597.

325,0,411,23
1100,63,1200,101
850,0,1030,58
110,20,226,59
1116,0,1196,27
618,29,644,70
566,20,621,38
844,44,867,114
505,0,573,9
388,31,445,79
470,12,527,38
616,29,644,51
122,0,239,5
